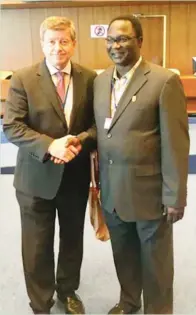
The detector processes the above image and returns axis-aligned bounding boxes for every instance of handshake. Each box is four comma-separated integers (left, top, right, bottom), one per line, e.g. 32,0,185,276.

48,135,82,164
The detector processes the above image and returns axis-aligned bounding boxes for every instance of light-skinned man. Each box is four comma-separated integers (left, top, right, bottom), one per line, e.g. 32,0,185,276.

3,16,96,314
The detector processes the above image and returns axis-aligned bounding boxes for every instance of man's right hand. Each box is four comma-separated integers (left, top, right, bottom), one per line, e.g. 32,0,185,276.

166,206,185,223
48,135,82,163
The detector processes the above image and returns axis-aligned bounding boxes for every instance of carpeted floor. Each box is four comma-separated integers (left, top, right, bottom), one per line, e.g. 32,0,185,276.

0,174,196,314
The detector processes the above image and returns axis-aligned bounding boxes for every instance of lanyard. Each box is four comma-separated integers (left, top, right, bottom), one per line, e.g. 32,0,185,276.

111,79,120,110
111,80,118,110
111,76,128,110
61,75,71,109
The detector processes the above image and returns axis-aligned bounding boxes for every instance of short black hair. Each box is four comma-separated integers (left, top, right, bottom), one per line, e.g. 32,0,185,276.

108,15,143,39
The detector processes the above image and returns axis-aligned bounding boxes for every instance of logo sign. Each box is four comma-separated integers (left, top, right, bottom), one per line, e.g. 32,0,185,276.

90,25,108,38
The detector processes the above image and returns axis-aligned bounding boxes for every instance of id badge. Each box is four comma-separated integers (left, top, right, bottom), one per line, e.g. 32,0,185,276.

104,118,112,130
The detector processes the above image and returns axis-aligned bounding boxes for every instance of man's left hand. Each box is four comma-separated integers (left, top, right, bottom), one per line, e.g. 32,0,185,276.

166,207,185,223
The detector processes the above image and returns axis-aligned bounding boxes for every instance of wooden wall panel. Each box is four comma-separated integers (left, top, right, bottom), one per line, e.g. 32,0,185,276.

0,9,33,70
140,17,163,64
77,7,94,68
185,3,196,74
169,4,189,74
30,9,46,64
46,7,62,16
0,3,196,74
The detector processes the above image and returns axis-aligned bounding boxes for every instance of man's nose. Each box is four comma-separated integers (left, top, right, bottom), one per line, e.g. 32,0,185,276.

112,41,121,48
54,42,62,50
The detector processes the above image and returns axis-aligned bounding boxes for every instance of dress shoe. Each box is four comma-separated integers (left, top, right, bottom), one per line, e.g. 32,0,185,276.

31,298,55,314
33,311,50,314
108,303,140,314
58,293,85,314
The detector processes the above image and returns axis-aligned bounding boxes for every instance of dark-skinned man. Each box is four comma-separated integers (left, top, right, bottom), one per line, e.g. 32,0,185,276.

93,15,189,314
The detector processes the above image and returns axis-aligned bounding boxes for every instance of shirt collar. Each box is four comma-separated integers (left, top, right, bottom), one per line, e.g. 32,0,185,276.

46,59,72,76
113,56,142,81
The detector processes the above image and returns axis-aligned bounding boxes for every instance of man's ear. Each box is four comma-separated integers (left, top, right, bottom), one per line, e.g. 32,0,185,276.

138,36,143,48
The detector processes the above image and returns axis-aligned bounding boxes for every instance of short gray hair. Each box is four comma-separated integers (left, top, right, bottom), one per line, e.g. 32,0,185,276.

40,16,76,41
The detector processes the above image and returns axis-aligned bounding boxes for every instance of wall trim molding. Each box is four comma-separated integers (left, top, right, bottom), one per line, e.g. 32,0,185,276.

2,1,196,10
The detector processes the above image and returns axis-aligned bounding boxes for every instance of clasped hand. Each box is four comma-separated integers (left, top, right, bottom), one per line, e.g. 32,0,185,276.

48,135,82,164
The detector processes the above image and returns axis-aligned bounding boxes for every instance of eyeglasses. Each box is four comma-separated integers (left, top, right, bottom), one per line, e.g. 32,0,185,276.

106,36,137,46
46,39,72,47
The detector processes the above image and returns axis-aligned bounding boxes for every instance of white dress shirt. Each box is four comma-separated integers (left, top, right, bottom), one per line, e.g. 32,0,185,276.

111,56,142,118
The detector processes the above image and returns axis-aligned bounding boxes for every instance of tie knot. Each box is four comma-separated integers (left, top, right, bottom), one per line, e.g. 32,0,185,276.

56,71,65,80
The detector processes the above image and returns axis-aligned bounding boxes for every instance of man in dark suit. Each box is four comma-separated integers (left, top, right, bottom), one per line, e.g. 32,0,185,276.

3,16,96,314
94,15,189,314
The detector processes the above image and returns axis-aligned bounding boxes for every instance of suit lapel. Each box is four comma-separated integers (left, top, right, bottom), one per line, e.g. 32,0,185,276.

37,60,67,126
109,61,150,131
103,67,114,119
68,63,84,132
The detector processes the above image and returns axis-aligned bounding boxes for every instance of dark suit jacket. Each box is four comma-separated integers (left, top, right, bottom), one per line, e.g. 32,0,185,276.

94,60,189,221
3,60,97,199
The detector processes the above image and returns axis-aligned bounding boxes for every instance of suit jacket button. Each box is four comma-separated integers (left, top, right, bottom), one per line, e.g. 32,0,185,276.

107,133,112,138
109,159,113,165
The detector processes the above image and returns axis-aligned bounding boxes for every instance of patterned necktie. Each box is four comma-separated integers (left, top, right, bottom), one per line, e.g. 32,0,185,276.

56,71,65,103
